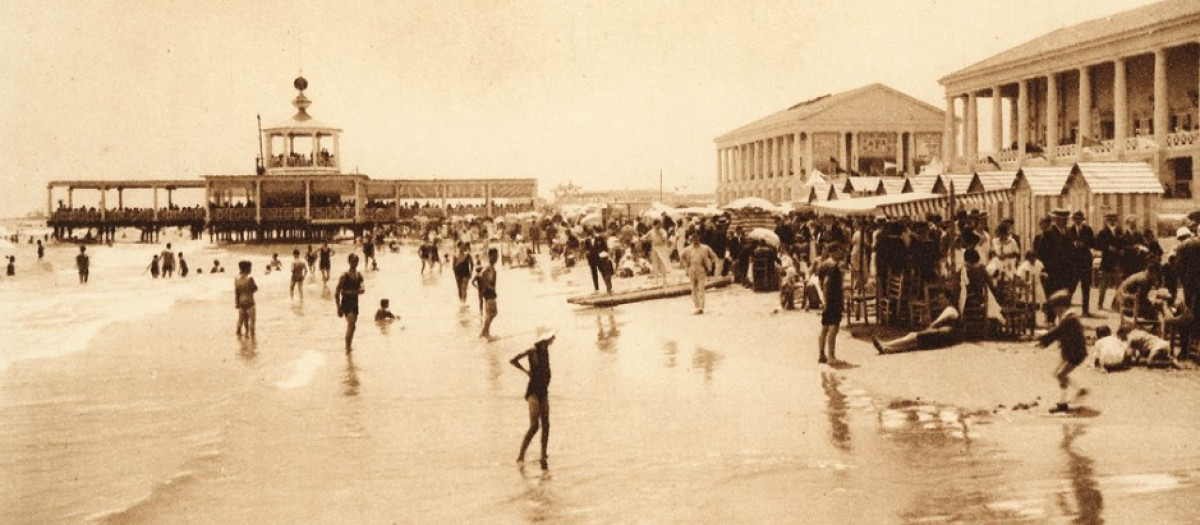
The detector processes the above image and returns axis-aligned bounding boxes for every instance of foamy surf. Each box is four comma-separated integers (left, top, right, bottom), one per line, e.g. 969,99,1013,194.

275,351,327,389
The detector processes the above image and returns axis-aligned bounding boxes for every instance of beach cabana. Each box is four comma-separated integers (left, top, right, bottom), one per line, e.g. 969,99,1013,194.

1011,166,1074,247
878,178,912,195
841,177,884,197
811,192,941,218
1071,162,1163,231
907,174,945,195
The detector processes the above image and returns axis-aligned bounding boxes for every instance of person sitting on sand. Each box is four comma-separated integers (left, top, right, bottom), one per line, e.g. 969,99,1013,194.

617,255,637,278
1092,325,1132,372
1123,324,1178,367
872,300,961,355
375,298,396,322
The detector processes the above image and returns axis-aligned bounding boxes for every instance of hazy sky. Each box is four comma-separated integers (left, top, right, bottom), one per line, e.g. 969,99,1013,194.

0,0,1158,215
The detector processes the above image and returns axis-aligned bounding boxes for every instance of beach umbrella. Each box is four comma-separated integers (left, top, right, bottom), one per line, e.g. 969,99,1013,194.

723,197,779,211
745,227,780,248
580,213,603,226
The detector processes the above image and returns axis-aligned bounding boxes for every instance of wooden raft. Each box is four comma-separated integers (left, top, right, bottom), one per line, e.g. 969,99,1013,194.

567,276,734,308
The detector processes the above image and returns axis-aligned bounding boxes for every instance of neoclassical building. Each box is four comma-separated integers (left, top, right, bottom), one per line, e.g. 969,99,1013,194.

713,84,946,205
940,0,1200,200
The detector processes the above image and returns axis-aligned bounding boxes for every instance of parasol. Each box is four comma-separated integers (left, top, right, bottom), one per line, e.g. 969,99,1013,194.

745,227,780,248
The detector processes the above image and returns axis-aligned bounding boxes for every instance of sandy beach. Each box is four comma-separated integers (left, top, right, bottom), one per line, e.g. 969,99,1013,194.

2,240,1199,524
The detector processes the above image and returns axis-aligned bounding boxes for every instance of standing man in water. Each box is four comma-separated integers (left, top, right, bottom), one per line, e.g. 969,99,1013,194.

336,253,365,353
478,247,499,339
452,241,474,304
75,245,89,284
318,242,334,284
161,243,175,278
289,249,308,301
510,330,555,469
234,260,258,338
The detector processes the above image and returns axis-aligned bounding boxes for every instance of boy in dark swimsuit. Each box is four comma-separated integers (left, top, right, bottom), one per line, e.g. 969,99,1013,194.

1037,290,1089,413
318,243,333,284
510,331,555,469
234,260,258,337
478,248,499,338
336,254,366,353
76,246,89,284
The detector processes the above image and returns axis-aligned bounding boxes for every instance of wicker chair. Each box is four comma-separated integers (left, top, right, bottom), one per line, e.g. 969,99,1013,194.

876,274,905,325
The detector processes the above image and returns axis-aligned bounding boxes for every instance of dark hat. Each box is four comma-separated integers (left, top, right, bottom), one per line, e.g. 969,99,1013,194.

1071,211,1085,219
1052,208,1070,217
1188,211,1200,223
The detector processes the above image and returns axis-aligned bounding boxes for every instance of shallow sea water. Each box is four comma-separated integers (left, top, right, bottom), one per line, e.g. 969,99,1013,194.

1,237,1198,524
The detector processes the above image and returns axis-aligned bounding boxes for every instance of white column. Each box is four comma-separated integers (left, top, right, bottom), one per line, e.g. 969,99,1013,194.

68,188,73,209
1078,66,1092,147
152,187,159,221
943,97,956,165
804,133,814,176
793,132,802,177
99,187,106,220
46,186,52,217
333,135,341,170
992,86,1004,154
906,132,916,175
894,132,903,174
1114,57,1128,155
1154,48,1168,144
966,93,978,167
838,132,848,172
1017,80,1029,162
1046,72,1059,160
1009,97,1019,147
203,182,211,222
264,134,273,168
850,132,859,173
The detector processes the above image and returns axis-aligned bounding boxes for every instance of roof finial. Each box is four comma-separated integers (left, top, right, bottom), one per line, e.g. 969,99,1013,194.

292,76,311,121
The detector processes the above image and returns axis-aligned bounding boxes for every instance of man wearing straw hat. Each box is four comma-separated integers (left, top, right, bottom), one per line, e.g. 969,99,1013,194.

510,329,557,469
680,233,719,314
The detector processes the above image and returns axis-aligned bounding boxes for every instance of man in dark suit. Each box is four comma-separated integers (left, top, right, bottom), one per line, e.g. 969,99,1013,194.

1066,211,1095,315
1038,209,1071,318
1093,212,1124,310
1173,211,1200,357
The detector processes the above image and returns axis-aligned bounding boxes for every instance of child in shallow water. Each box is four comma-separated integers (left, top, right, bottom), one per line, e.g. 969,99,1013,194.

375,299,396,322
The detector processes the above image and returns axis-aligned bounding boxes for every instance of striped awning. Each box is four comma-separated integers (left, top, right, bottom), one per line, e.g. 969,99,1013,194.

878,188,1013,218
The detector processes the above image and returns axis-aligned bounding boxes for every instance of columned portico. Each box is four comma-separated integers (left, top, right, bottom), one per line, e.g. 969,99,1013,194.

991,86,1003,154
1017,79,1029,162
1077,66,1092,148
1113,57,1128,156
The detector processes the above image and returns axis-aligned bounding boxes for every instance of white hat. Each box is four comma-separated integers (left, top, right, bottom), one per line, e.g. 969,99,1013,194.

1177,226,1193,240
534,329,557,345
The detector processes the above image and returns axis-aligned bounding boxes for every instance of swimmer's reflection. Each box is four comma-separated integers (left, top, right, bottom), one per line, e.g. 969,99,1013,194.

238,337,257,363
517,465,555,522
1059,424,1103,524
662,340,678,368
595,311,619,352
821,372,851,451
343,355,360,397
691,347,722,384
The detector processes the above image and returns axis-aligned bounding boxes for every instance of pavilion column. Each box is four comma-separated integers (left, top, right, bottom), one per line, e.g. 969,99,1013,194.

1046,72,1059,160
716,148,724,183
1078,65,1092,150
1008,97,1019,147
850,132,859,174
46,186,52,217
775,136,783,177
117,188,124,209
152,187,159,221
966,92,978,168
768,138,776,178
167,188,174,208
1114,57,1128,156
354,180,363,221
394,184,402,220
204,181,211,222
757,140,764,180
333,135,341,170
895,132,904,174
305,180,312,219
906,132,916,175
792,132,802,177
264,134,273,167
1154,48,1168,146
254,181,262,223
68,188,73,209
943,97,956,165
287,135,295,165
1017,80,1029,162
485,183,493,218
804,133,814,176
991,86,1004,154
99,187,106,221
838,132,848,172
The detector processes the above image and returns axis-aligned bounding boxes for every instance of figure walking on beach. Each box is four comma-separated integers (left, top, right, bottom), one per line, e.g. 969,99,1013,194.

510,331,555,469
234,260,258,338
336,253,366,353
453,242,474,304
680,233,718,314
76,245,89,284
289,249,307,301
644,219,671,285
318,242,333,285
1036,290,1088,414
478,247,499,339
817,252,844,364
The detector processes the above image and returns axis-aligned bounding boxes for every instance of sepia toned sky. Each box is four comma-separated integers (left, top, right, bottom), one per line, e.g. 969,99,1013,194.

0,0,1158,215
